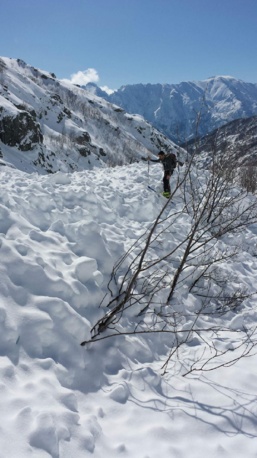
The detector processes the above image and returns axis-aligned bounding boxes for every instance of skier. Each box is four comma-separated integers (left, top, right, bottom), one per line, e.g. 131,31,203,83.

143,151,182,198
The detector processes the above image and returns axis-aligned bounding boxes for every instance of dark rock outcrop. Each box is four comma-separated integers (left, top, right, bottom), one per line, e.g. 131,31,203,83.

0,109,43,151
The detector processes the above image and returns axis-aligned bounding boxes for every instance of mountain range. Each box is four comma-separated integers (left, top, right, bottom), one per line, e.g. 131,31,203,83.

1,56,257,174
87,77,257,143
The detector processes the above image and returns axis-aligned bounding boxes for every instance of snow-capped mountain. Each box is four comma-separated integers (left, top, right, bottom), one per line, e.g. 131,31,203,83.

89,76,257,143
0,57,177,174
2,57,257,174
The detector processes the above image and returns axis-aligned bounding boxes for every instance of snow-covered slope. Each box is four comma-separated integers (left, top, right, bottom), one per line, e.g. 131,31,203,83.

184,115,257,168
0,57,177,173
90,76,257,142
1,160,257,457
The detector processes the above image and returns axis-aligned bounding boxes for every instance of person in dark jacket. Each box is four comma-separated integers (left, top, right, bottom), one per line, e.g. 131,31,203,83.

143,150,182,198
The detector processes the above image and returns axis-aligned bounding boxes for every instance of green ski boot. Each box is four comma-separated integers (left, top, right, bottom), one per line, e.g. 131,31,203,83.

162,191,171,198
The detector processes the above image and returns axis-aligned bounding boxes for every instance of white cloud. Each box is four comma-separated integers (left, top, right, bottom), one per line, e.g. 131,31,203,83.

100,85,115,95
62,68,116,94
63,68,100,86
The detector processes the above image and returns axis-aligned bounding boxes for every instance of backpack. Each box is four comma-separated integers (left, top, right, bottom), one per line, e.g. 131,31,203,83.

167,153,177,169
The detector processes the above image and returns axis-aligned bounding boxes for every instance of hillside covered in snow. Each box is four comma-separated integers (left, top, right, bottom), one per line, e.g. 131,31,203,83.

1,157,257,457
184,114,257,168
1,54,257,458
0,57,177,174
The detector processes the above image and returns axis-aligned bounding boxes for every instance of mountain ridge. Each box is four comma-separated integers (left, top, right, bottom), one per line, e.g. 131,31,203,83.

184,114,257,167
87,76,257,143
1,57,257,174
0,57,177,174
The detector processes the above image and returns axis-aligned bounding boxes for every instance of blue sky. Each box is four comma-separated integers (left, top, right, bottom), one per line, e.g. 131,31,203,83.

1,0,257,90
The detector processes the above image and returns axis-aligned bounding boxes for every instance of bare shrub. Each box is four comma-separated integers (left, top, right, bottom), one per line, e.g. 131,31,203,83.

239,165,257,193
81,133,257,377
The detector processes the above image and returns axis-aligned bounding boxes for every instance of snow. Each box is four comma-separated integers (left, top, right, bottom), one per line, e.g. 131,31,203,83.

0,56,178,175
1,160,257,458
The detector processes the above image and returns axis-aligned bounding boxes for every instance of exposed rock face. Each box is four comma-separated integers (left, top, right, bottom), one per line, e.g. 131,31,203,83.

75,131,91,145
0,109,43,151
